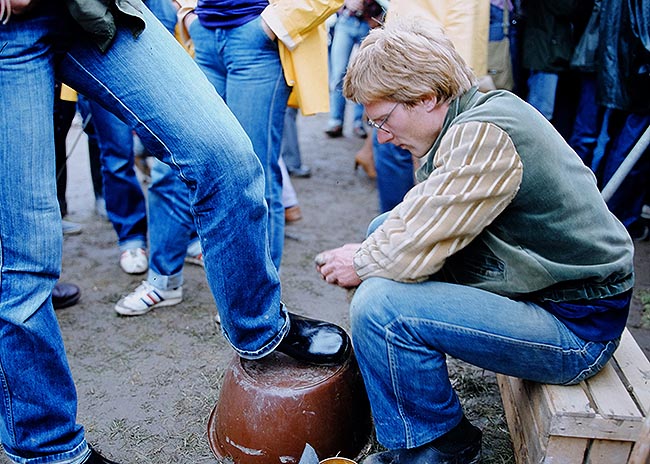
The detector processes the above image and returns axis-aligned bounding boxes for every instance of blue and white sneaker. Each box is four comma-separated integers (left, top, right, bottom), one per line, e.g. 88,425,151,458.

115,280,182,316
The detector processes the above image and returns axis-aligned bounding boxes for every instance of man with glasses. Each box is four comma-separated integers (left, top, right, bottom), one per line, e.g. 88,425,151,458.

315,19,634,464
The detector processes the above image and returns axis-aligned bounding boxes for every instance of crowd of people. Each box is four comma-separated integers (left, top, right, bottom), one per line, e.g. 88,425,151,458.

0,0,648,463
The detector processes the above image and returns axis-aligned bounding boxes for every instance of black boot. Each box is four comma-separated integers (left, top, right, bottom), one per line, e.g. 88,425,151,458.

362,417,482,464
84,447,119,464
276,312,350,365
52,282,81,310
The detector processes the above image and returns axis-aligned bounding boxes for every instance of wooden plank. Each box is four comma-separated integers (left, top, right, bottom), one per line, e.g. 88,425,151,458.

614,329,650,416
527,377,640,441
543,382,595,417
585,363,642,420
546,412,641,442
542,436,587,463
586,440,632,464
497,374,542,464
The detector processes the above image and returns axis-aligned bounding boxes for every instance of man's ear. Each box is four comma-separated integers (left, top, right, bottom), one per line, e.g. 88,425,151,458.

422,96,438,112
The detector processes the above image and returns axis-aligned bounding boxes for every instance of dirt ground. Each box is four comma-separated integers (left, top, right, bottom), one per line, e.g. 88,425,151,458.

6,112,648,464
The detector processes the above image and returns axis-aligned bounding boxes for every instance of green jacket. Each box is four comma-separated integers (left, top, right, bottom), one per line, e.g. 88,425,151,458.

521,0,586,72
66,0,145,52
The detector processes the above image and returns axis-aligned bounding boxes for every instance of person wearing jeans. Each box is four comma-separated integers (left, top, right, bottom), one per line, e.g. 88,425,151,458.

373,135,414,213
315,21,633,464
77,96,150,274
0,2,348,463
325,1,376,138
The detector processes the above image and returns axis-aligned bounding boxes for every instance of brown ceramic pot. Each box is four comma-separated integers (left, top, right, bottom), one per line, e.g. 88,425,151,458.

207,349,372,464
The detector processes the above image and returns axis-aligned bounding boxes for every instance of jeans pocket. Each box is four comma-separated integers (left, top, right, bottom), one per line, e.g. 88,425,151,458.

563,338,620,385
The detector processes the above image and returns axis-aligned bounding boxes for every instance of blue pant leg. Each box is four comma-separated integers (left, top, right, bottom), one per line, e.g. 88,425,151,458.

374,134,414,213
281,106,302,171
603,112,650,227
526,71,559,120
59,6,287,358
215,18,291,268
351,278,619,449
146,158,192,289
328,15,370,128
85,98,148,251
0,7,88,462
569,74,602,166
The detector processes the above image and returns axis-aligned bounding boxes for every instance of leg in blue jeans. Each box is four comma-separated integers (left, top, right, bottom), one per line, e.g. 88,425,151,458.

77,96,148,252
327,14,370,130
569,74,602,166
526,71,559,120
147,157,193,289
601,112,650,227
281,106,302,171
0,5,287,462
190,17,291,268
374,134,415,213
350,277,619,449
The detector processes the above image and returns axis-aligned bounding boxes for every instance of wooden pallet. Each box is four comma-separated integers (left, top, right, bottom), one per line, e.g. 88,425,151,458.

497,328,650,464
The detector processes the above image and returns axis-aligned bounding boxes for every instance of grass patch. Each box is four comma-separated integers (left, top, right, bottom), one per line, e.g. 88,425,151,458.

638,289,650,328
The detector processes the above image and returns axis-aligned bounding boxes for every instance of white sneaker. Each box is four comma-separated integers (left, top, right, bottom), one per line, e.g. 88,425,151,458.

62,220,83,236
119,248,148,274
642,204,650,220
115,281,182,316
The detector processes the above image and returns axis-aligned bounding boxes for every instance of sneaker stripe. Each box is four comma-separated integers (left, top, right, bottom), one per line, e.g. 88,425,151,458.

142,291,162,307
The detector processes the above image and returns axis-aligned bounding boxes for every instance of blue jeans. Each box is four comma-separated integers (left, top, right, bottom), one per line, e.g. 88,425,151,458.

327,13,369,129
281,106,303,171
569,74,602,166
599,111,650,228
526,71,559,120
147,158,195,289
374,133,414,213
77,96,148,251
190,17,290,269
0,5,287,462
351,214,620,449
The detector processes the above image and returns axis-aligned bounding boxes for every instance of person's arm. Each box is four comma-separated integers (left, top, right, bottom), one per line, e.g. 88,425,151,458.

354,121,523,282
173,0,198,48
2,0,40,22
261,0,343,50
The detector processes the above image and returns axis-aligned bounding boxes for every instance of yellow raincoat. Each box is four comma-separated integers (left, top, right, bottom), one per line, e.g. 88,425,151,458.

387,0,489,77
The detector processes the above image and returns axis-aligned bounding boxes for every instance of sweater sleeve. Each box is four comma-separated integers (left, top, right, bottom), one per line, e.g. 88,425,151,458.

354,121,523,282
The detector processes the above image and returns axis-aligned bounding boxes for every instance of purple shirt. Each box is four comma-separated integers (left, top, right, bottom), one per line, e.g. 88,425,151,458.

196,0,267,29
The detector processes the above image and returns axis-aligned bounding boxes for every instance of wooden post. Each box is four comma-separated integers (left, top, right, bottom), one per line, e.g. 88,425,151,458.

630,415,650,464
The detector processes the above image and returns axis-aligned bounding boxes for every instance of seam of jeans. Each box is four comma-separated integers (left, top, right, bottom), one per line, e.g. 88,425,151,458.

385,330,416,447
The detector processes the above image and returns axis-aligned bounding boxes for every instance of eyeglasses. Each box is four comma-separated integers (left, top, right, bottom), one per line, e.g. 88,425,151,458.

366,102,400,134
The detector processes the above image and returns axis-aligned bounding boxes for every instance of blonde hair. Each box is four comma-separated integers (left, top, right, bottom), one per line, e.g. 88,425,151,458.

343,18,477,106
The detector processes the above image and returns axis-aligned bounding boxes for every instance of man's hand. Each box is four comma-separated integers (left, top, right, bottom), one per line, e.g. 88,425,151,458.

7,0,40,15
261,18,276,41
315,243,363,288
343,0,364,12
183,12,198,32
